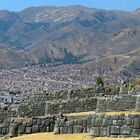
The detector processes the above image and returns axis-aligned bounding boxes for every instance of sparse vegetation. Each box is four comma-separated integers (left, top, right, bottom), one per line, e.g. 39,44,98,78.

96,76,104,87
1,135,9,140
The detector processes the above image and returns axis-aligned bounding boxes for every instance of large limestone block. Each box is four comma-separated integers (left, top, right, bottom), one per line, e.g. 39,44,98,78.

54,126,60,134
32,125,39,133
73,126,83,133
25,127,32,134
39,125,46,132
68,126,73,134
100,127,107,137
2,127,8,135
120,126,132,135
94,118,102,127
131,129,140,137
45,119,50,126
22,122,27,127
60,127,68,134
133,118,140,129
102,119,108,127
9,125,18,137
18,125,25,134
26,119,33,127
90,127,100,137
125,118,133,126
110,126,120,135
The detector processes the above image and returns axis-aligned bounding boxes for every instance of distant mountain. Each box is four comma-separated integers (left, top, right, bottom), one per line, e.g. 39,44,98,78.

0,6,140,75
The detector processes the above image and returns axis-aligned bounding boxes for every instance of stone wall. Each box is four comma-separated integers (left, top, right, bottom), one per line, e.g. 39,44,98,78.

54,115,92,134
46,97,98,115
17,94,137,117
90,114,140,138
16,86,139,118
8,116,56,137
54,113,140,138
1,113,140,138
134,95,140,112
0,108,17,125
17,89,97,117
96,95,136,112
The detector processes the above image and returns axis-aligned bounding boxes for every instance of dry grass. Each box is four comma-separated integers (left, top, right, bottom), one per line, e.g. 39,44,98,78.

66,111,140,117
9,133,139,140
65,111,95,117
105,112,140,116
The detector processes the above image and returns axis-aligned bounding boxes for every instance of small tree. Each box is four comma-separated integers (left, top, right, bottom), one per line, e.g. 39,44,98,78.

114,57,117,64
96,76,104,87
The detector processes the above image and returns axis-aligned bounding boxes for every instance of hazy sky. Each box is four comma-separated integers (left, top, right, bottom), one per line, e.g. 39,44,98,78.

0,0,140,11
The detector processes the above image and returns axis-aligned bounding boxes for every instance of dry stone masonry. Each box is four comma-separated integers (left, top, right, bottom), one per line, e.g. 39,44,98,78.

90,114,140,138
0,87,139,138
16,89,139,117
8,116,56,137
45,97,97,115
5,113,140,138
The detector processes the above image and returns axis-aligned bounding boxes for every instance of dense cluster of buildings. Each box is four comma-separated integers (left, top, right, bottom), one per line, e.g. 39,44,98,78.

0,63,132,105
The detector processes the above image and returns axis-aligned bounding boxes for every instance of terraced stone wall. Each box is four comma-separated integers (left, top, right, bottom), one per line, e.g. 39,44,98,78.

17,90,97,117
8,116,56,137
54,113,140,138
96,95,136,112
45,97,98,115
90,114,140,138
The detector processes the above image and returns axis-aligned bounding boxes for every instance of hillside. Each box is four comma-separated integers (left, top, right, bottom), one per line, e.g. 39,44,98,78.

0,6,140,75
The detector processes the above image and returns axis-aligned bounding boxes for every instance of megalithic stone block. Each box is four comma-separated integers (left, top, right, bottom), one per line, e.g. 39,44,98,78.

9,124,18,137
90,127,100,137
134,95,140,112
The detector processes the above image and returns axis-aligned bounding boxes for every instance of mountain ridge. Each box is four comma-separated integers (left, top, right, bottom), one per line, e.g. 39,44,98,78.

0,5,139,77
